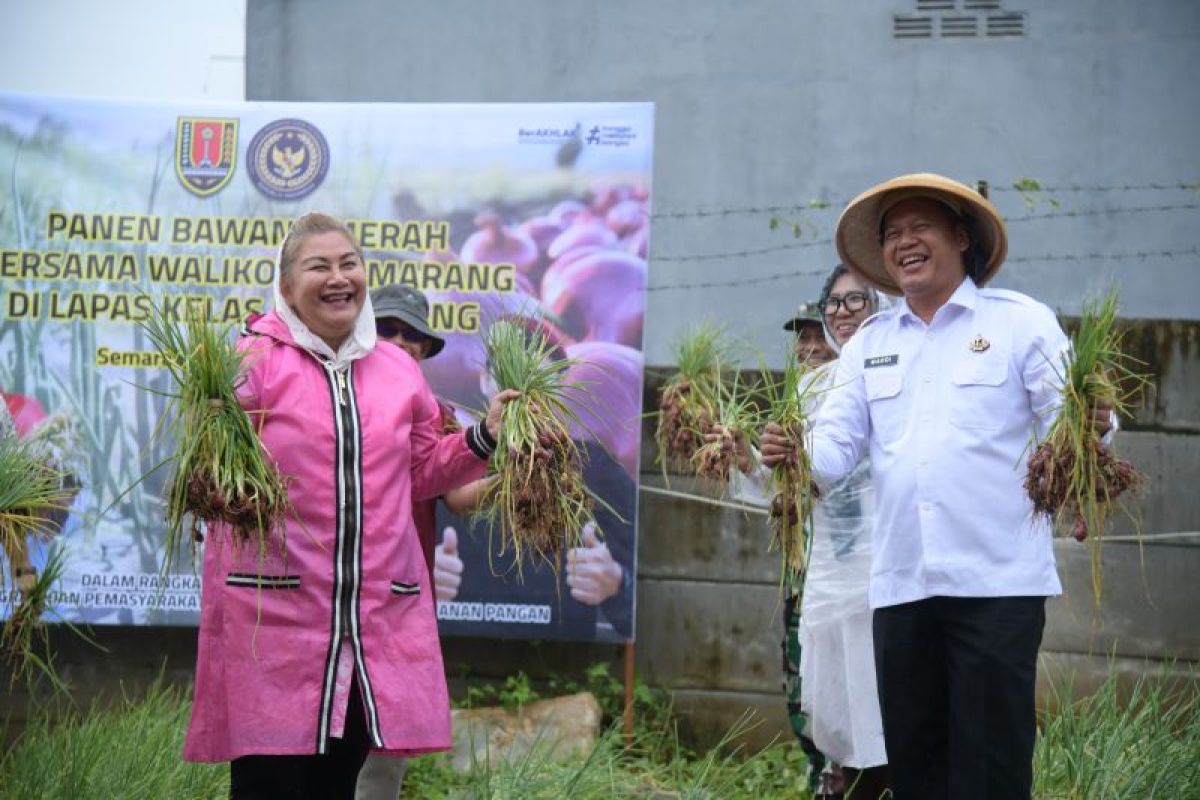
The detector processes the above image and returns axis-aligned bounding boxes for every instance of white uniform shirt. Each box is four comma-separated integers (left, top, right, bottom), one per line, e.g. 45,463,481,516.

810,278,1066,609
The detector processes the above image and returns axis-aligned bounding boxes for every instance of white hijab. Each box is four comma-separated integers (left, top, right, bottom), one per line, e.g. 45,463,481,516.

273,221,377,372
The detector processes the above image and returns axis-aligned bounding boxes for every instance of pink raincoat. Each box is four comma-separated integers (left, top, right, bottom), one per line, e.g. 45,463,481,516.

184,311,492,762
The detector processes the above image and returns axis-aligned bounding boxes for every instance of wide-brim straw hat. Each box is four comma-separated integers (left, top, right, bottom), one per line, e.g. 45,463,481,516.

834,173,1008,295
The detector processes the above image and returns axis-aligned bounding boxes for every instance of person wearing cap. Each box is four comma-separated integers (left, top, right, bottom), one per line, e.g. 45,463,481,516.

762,174,1113,799
784,302,837,368
356,283,481,800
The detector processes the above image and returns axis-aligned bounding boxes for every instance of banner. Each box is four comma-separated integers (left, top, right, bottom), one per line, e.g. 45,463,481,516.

0,93,652,642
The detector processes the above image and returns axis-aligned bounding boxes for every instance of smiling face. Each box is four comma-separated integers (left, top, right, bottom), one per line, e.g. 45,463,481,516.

794,323,836,367
880,196,969,319
279,230,366,350
823,272,873,347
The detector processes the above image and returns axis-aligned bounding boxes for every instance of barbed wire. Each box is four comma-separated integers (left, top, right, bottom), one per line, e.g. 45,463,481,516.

647,247,1200,292
653,237,832,262
992,181,1200,194
650,203,1199,263
1005,202,1200,223
649,182,1200,221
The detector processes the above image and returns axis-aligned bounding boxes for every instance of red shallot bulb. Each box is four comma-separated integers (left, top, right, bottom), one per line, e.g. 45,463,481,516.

461,211,539,274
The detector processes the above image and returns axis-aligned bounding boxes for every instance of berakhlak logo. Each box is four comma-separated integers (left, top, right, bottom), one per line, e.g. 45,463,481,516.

246,118,330,201
583,124,636,149
175,117,238,197
586,126,601,145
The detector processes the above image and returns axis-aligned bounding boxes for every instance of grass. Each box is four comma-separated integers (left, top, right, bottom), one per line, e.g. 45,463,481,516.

1033,667,1200,798
4,664,1193,800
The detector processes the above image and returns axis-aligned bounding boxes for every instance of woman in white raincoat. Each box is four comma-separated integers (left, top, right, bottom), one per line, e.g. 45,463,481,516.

796,264,889,798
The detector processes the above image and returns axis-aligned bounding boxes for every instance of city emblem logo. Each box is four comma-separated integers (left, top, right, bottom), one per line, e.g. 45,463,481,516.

246,118,330,201
968,334,991,353
175,117,239,197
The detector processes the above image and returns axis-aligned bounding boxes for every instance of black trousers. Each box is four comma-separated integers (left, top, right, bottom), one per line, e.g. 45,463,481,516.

229,679,372,800
872,596,1045,800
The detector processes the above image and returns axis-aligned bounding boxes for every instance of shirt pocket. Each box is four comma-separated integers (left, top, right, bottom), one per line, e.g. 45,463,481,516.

864,369,904,443
949,353,1009,431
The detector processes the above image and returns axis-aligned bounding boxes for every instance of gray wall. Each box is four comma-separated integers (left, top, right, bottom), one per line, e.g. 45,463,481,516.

247,0,1200,367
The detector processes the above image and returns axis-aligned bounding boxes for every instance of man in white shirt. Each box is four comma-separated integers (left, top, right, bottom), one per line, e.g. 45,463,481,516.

763,174,1109,799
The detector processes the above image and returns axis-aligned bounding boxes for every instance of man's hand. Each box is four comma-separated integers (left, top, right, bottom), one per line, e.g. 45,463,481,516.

485,389,522,440
1090,399,1115,440
703,424,753,475
566,522,623,605
760,421,798,469
434,526,464,601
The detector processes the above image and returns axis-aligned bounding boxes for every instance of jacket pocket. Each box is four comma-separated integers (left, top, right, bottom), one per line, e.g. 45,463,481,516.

225,573,301,590
390,580,421,596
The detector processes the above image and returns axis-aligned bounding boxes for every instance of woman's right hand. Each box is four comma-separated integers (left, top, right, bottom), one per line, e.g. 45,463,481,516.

760,421,797,468
704,424,754,475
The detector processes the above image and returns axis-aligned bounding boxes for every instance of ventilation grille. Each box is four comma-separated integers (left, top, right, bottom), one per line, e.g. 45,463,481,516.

894,14,934,38
941,15,978,37
894,2,1026,40
986,12,1026,37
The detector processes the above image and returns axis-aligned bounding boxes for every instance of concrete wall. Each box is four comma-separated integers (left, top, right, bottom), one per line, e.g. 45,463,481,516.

246,0,1200,367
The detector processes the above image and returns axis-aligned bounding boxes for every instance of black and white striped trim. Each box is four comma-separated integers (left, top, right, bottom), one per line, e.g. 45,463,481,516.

389,581,420,596
465,421,497,459
314,361,385,752
225,573,300,589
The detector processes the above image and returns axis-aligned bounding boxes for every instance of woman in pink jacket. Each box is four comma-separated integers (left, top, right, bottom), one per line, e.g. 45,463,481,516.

183,212,514,799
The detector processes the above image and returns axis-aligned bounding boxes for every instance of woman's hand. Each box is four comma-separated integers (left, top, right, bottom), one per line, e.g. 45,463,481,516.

485,389,521,439
760,421,798,468
704,424,754,475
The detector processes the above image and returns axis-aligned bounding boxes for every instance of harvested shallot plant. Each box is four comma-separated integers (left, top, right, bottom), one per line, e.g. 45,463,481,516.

655,323,730,477
1024,291,1147,602
478,318,597,573
139,302,290,573
2,544,69,690
691,371,762,486
0,434,73,574
761,356,823,583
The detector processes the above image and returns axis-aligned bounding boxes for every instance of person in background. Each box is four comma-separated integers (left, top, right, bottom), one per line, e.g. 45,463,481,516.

719,299,845,798
183,212,516,800
355,283,480,800
763,174,1114,799
795,265,889,799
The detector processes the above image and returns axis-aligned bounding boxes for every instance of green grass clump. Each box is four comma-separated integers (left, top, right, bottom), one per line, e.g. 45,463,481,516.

138,302,290,574
1034,668,1200,798
0,683,227,800
1025,290,1148,604
479,319,597,574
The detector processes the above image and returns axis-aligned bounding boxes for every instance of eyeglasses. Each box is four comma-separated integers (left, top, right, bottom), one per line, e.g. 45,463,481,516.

376,319,429,343
822,292,869,315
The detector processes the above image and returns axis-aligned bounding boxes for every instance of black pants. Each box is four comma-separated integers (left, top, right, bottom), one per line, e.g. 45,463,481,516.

230,679,372,800
872,596,1045,800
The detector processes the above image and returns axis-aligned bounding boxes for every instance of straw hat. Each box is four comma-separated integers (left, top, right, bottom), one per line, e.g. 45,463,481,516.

834,173,1008,295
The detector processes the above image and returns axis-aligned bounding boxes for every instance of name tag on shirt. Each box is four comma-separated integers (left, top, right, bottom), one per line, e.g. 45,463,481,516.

864,354,899,369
